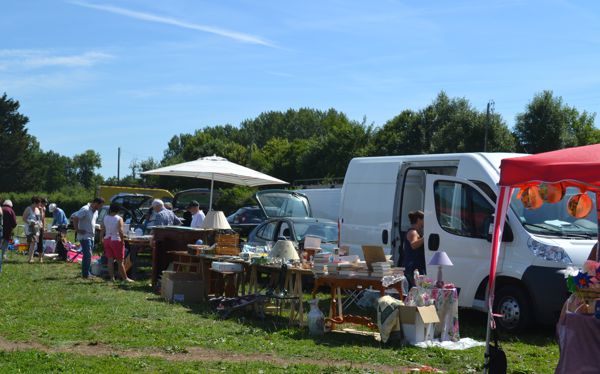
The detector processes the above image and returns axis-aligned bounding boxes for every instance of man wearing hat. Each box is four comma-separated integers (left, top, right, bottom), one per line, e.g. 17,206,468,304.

187,200,206,228
48,203,68,228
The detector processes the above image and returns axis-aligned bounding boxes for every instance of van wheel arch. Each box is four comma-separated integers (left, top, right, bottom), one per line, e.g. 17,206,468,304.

493,278,532,333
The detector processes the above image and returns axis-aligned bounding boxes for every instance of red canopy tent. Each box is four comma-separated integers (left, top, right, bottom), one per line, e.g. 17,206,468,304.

485,143,600,372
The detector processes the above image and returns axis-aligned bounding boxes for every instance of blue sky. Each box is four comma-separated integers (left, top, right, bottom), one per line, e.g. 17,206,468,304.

1,0,599,178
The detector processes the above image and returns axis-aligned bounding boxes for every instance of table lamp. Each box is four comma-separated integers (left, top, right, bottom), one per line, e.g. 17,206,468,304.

270,240,300,262
428,251,453,287
201,211,232,230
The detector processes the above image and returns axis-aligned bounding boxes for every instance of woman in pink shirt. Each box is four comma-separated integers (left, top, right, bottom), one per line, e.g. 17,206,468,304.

103,203,133,282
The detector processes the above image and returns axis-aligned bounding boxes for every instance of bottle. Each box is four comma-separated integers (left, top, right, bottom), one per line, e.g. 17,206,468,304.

308,299,325,336
413,269,420,287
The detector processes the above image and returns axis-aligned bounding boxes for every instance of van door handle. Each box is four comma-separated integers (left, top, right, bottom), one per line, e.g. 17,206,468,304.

428,233,440,251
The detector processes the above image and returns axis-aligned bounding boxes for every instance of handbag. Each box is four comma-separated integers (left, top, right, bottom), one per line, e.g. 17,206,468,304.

485,328,507,374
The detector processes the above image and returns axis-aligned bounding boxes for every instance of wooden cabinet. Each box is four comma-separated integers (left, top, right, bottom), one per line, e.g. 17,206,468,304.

151,226,214,288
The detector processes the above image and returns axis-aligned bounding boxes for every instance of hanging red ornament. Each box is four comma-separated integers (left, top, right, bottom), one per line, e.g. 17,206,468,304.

520,185,543,209
540,183,565,204
567,193,593,218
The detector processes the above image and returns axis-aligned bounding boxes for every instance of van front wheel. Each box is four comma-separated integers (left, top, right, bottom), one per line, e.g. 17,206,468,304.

494,285,531,333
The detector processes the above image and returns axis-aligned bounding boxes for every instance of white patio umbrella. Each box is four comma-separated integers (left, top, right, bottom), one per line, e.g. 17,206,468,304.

141,155,288,210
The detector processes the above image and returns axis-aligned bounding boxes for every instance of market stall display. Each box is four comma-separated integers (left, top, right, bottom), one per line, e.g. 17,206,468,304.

484,143,600,373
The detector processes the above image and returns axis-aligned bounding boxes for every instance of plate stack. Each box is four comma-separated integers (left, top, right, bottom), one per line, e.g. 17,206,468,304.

312,253,330,276
371,262,392,277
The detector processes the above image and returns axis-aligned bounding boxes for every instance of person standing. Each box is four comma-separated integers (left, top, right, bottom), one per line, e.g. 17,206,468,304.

36,197,48,262
72,197,105,278
23,197,43,264
150,199,182,227
403,210,426,289
187,200,206,228
0,200,17,273
103,203,133,282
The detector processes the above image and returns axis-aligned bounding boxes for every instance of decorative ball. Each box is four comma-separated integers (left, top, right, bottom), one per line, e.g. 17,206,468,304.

567,193,593,218
520,186,543,209
540,183,565,204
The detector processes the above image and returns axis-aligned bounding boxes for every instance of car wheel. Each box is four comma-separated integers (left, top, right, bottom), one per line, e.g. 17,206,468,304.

493,285,531,333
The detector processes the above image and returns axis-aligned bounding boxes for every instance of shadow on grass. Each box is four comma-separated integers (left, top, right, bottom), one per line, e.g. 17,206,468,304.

458,309,556,347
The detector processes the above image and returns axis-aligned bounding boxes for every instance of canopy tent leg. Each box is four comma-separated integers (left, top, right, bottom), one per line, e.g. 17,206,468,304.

484,186,512,373
209,173,214,211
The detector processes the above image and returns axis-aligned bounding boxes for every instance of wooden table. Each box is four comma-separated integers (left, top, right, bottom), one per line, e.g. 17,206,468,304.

124,236,153,277
248,264,312,326
311,274,405,331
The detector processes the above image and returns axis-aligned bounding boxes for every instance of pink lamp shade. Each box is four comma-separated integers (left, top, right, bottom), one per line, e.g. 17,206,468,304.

428,251,453,266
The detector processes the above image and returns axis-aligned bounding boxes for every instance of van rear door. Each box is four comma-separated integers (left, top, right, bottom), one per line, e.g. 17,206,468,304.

423,175,497,307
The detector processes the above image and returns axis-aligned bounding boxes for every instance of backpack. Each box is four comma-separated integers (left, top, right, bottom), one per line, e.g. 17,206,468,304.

485,328,507,374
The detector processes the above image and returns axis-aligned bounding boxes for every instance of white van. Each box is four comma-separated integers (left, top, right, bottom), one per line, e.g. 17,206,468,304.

339,153,596,331
295,188,341,221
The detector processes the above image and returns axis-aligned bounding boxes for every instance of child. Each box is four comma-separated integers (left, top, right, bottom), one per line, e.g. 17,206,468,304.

103,203,133,282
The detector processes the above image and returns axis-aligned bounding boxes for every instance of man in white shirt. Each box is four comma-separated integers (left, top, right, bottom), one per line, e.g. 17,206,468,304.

188,200,205,228
72,197,105,278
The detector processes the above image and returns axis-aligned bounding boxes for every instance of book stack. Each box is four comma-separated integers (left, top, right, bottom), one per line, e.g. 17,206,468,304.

371,262,392,277
326,263,339,275
338,262,369,277
312,253,331,276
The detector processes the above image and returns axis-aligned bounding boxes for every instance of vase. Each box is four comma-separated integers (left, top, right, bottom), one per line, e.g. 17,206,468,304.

307,299,325,336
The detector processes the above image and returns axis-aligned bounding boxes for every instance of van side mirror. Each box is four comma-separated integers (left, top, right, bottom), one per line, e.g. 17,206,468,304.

382,229,389,245
486,221,514,243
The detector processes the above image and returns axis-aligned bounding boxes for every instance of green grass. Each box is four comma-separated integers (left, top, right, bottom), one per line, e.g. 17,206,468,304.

0,254,559,373
0,350,367,373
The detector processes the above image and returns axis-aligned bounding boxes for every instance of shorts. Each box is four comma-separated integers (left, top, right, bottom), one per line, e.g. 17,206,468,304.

103,238,125,260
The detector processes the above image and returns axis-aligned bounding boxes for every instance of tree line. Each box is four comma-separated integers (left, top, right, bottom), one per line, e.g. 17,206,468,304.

1,90,598,197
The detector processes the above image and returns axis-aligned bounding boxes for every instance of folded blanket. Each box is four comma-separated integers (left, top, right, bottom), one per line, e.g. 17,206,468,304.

377,295,403,343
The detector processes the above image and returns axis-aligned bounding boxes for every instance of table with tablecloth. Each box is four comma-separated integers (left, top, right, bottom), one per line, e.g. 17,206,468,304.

407,286,460,341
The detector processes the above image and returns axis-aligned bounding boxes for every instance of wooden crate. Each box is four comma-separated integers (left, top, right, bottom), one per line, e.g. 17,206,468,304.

215,233,240,256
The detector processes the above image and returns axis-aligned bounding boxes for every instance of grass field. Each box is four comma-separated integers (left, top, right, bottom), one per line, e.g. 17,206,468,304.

0,252,559,373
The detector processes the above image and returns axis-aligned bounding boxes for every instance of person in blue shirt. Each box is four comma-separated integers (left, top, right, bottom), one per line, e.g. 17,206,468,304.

48,203,68,227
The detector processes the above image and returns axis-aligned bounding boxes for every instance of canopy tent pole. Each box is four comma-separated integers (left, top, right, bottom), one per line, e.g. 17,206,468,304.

484,186,512,373
209,173,214,211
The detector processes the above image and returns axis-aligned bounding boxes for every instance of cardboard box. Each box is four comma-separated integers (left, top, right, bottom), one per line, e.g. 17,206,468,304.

161,272,204,303
399,305,439,344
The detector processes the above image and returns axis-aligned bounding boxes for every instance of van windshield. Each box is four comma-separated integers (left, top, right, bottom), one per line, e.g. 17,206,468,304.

511,187,597,238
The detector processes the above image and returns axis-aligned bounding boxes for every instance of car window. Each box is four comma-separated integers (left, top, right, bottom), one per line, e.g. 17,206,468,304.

279,221,292,239
433,180,494,239
256,221,277,241
294,222,338,243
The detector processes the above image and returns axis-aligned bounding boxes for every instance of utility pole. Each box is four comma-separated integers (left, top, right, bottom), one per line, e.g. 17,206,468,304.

117,147,121,183
484,100,494,152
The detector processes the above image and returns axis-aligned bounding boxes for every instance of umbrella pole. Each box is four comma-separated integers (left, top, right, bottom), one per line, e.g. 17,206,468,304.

209,174,214,211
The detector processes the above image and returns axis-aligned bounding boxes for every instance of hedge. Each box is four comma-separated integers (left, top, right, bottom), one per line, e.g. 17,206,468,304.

0,187,94,217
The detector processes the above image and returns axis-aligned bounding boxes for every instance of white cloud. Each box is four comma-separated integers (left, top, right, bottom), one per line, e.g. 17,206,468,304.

68,0,277,48
0,49,114,70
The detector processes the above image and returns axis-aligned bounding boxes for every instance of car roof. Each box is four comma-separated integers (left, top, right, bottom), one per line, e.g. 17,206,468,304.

262,217,336,224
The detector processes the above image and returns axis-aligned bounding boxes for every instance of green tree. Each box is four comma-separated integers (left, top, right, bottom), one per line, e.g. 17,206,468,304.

514,90,598,153
72,150,102,189
370,92,515,156
0,93,38,192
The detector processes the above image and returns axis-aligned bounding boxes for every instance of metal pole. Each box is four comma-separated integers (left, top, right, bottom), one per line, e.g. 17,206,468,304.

209,173,214,211
117,147,121,183
484,103,490,152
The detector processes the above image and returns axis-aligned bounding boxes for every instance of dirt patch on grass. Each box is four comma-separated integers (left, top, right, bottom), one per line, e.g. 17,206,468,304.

0,336,439,373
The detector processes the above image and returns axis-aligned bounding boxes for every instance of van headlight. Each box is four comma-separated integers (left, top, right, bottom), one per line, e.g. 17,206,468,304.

527,238,572,264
